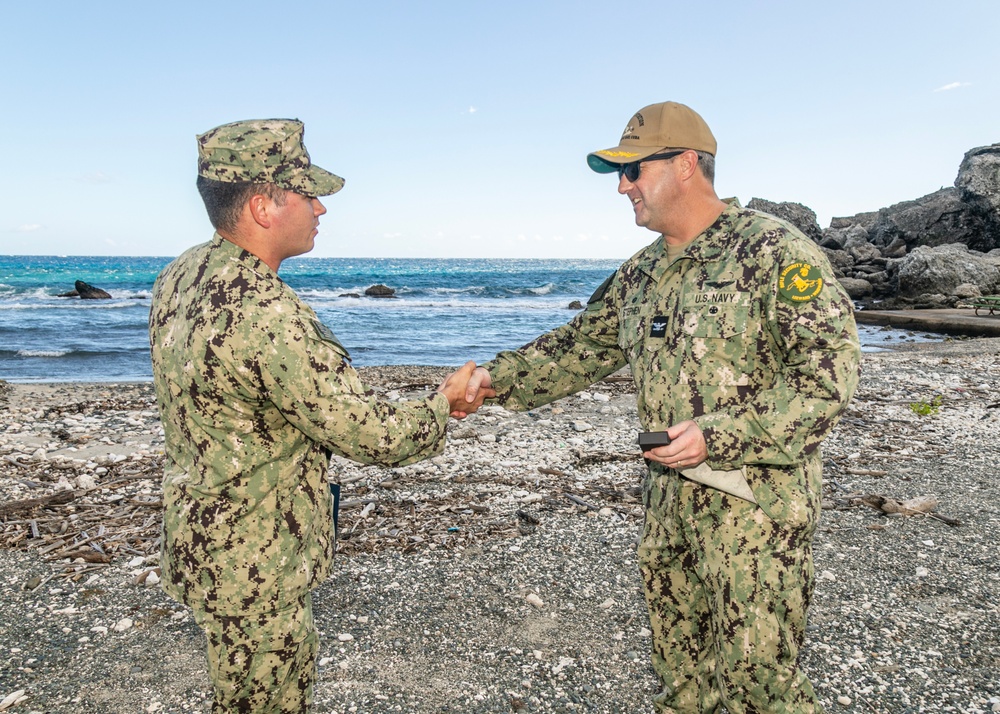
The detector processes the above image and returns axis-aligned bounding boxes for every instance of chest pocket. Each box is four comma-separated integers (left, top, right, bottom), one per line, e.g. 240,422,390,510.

618,314,645,354
680,292,750,339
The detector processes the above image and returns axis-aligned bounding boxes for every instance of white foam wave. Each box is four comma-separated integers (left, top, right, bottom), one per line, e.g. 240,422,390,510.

309,297,578,311
0,300,140,311
525,283,557,295
17,350,70,358
295,284,576,300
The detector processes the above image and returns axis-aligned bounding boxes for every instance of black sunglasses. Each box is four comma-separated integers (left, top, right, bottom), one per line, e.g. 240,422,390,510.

617,151,685,182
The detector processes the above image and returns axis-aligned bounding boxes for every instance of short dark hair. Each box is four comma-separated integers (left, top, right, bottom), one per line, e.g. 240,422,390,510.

196,176,287,232
695,151,715,185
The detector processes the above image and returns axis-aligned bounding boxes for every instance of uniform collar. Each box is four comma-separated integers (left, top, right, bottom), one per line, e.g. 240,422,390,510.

684,199,744,263
630,198,744,281
211,232,280,281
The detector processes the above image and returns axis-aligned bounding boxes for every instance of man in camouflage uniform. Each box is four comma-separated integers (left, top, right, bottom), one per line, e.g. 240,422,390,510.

464,102,861,712
149,119,488,713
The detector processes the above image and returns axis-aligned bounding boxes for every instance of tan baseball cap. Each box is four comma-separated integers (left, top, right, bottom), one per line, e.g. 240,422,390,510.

197,119,345,196
587,101,717,174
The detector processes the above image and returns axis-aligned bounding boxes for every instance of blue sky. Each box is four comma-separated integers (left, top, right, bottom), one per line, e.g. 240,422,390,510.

2,1,997,259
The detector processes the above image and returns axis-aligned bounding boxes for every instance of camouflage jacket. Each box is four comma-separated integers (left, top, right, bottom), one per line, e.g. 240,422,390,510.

149,234,450,614
485,203,861,530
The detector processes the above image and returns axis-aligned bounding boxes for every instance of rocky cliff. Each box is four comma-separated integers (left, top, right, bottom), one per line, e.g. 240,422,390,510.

748,143,1000,308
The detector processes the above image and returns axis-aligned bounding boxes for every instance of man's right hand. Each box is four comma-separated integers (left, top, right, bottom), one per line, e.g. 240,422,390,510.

452,366,493,418
438,363,495,418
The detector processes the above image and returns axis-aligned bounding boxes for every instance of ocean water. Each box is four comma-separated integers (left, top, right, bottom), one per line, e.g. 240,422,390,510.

0,254,940,383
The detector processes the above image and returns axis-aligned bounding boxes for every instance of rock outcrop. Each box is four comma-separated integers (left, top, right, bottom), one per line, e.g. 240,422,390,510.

746,198,823,243
956,144,1000,227
364,284,397,298
754,142,1000,308
895,244,1000,300
57,280,113,299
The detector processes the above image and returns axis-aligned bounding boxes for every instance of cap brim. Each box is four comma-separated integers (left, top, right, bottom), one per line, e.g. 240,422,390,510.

587,154,619,174
586,145,662,174
301,164,345,196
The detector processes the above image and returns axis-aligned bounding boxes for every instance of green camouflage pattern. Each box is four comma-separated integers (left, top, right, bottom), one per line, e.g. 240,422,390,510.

484,202,860,710
197,119,345,197
638,487,820,712
149,233,450,616
194,595,317,713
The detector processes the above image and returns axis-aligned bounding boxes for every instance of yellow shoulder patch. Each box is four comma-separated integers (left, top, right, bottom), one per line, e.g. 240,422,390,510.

778,262,823,303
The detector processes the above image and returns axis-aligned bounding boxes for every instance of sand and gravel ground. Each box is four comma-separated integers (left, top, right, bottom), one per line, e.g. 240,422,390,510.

1,338,998,713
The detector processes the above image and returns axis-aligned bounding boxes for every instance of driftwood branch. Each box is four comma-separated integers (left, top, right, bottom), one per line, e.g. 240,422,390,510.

538,467,568,477
0,490,78,518
564,493,599,511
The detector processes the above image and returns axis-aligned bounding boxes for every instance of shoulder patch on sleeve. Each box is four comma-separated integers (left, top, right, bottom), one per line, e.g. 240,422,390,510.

587,272,616,305
778,262,824,304
311,319,352,361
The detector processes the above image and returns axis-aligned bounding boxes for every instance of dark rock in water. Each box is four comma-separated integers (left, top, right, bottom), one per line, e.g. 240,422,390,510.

59,280,112,299
747,198,823,243
364,284,396,298
568,300,583,310
339,293,361,298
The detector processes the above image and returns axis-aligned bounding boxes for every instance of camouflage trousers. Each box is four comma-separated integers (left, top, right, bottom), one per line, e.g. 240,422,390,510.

192,594,318,714
637,480,821,713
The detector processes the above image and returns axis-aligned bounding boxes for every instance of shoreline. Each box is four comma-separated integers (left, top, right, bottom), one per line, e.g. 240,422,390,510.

1,341,999,712
855,307,1000,338
2,312,988,386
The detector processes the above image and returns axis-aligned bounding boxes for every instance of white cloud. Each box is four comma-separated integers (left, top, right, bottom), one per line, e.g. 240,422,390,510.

383,232,403,238
78,171,113,184
12,223,42,233
464,106,477,114
933,81,971,92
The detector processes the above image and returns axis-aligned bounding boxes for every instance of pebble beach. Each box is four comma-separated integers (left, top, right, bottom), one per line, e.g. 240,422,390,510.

1,339,999,713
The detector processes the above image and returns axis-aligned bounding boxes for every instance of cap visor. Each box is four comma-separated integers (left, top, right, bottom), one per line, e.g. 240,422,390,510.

586,144,661,174
305,165,345,196
587,154,619,174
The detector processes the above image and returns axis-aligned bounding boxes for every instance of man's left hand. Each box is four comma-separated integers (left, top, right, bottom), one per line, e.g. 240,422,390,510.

642,420,708,470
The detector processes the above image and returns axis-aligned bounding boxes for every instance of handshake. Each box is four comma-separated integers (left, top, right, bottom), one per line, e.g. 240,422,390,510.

436,361,496,419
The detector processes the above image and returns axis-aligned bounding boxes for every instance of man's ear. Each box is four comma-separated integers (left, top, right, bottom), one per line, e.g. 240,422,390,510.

248,193,272,229
677,150,700,181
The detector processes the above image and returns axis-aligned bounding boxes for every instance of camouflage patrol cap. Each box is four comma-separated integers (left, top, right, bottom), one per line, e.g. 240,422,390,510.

587,102,717,174
197,119,345,196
